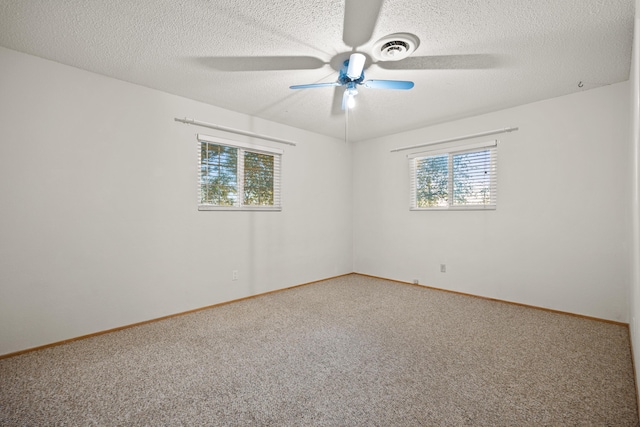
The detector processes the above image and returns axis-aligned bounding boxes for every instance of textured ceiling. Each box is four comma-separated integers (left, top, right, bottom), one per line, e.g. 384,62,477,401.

0,0,634,141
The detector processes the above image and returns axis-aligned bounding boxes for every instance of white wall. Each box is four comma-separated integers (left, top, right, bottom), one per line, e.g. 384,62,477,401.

353,81,631,322
629,0,640,409
0,43,634,356
0,47,353,356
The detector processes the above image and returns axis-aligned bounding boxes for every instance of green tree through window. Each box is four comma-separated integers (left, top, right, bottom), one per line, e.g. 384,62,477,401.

200,143,237,206
411,143,497,210
198,136,282,211
416,154,448,207
453,150,492,206
244,152,274,206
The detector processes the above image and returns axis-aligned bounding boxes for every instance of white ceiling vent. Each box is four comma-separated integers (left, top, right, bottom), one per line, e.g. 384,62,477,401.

373,33,420,61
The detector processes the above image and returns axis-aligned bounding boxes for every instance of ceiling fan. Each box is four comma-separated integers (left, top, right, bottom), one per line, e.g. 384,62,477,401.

289,52,414,111
198,0,499,115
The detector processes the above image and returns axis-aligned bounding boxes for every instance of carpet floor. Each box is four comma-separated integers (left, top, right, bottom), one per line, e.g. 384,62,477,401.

0,274,638,426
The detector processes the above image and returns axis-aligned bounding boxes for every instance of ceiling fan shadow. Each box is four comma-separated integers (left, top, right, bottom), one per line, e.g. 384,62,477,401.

194,56,326,72
377,54,506,70
343,0,385,48
331,86,346,116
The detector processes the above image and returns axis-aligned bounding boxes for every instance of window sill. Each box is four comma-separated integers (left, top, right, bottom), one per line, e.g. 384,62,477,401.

410,205,496,211
198,205,282,212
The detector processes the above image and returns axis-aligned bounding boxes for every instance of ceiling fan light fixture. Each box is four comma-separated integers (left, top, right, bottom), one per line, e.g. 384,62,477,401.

341,83,359,110
347,85,358,109
347,94,356,109
373,33,420,61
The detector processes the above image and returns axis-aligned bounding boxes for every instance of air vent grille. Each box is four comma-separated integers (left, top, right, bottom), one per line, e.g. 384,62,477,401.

373,33,420,61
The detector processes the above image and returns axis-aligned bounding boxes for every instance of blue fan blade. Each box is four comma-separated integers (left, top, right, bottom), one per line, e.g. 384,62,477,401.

363,80,414,90
290,82,341,89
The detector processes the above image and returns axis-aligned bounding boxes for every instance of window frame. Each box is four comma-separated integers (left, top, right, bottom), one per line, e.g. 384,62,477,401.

197,134,283,211
409,140,497,211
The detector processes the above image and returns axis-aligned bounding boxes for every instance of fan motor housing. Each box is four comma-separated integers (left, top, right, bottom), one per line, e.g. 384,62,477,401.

373,33,420,61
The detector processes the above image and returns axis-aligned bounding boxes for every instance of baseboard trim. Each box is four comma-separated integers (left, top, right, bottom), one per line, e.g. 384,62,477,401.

0,273,354,360
354,272,629,327
2,271,627,359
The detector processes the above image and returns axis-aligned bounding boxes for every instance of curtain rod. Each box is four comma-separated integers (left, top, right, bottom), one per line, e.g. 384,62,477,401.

390,127,518,153
174,117,297,147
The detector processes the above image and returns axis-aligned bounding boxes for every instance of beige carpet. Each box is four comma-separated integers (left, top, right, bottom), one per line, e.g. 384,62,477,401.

0,274,638,426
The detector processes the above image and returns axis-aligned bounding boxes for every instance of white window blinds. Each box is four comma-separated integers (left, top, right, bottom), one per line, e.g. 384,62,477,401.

198,134,282,211
409,140,497,210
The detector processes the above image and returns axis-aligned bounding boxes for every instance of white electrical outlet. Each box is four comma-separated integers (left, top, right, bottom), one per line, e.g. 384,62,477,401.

232,270,238,281
413,279,419,284
440,264,446,273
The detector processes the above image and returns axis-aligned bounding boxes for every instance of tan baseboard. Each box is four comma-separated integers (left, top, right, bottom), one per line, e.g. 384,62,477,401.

0,272,354,360
354,272,629,327
1,271,627,359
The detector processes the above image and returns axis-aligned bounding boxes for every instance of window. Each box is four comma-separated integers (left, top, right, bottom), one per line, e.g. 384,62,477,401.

198,134,282,211
409,140,497,210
